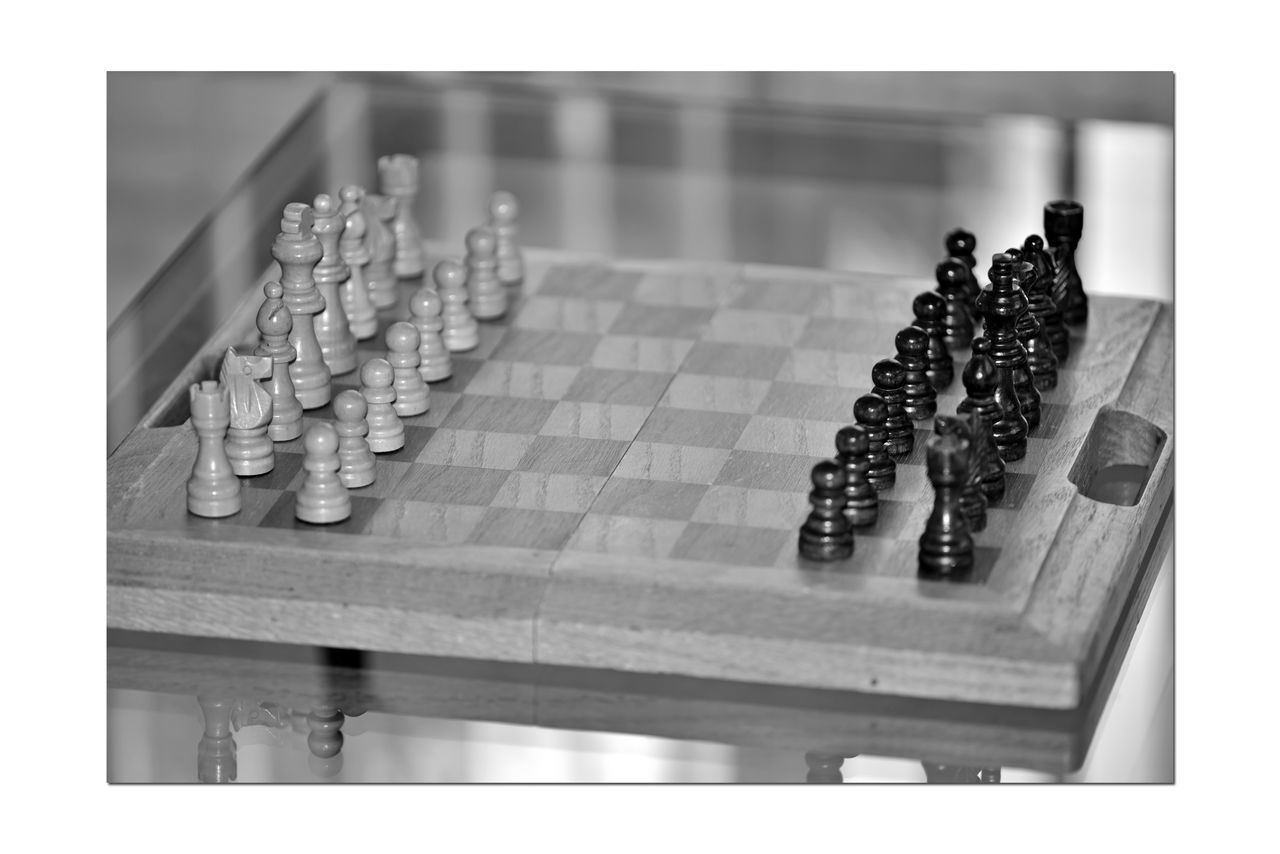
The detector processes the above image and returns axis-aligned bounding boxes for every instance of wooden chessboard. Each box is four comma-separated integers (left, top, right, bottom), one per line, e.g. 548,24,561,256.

107,245,1173,711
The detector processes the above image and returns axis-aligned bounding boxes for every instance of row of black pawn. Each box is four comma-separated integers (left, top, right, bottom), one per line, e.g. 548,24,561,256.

799,226,1088,579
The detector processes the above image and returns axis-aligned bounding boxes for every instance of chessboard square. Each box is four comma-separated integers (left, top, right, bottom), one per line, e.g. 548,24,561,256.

681,341,791,380
713,450,814,493
564,514,687,559
467,506,584,551
512,295,625,333
757,382,862,423
463,361,582,400
857,498,915,539
349,459,414,499
986,471,1037,512
402,390,461,428
775,349,879,389
803,317,891,354
589,478,709,521
394,464,512,506
633,271,734,308
491,471,609,513
258,492,381,535
973,507,1019,547
793,535,913,577
489,329,602,366
1036,402,1070,439
420,357,485,395
441,395,558,435
613,442,730,485
562,367,674,407
726,277,833,316
1004,437,1050,475
372,425,435,463
830,278,924,323
706,309,808,347
658,374,772,415
589,335,694,373
516,435,631,477
366,499,487,545
888,460,929,496
608,303,716,339
416,428,537,469
691,485,809,531
970,546,1001,584
892,429,934,467
539,401,652,441
671,522,790,568
735,415,848,457
934,391,967,416
243,452,304,491
225,486,283,527
634,407,751,449
537,265,642,300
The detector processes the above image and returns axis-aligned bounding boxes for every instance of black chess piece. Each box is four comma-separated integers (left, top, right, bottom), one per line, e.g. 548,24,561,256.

934,415,987,533
956,340,1008,501
853,394,896,491
1045,200,1087,326
895,327,937,420
934,258,976,349
918,431,975,580
798,460,855,562
871,359,914,457
1022,234,1070,362
1008,252,1059,392
945,228,982,311
835,425,878,527
912,291,955,390
961,335,1026,464
977,254,1041,433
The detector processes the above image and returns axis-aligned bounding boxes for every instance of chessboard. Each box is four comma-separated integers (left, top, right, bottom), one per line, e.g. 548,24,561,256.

107,243,1172,711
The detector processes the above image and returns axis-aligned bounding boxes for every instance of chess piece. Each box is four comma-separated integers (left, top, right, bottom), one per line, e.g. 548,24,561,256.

934,415,987,533
295,422,351,524
409,286,453,382
187,381,241,518
1021,234,1070,362
853,394,895,491
219,347,274,477
338,185,377,341
804,752,846,784
955,339,1008,502
271,202,331,409
912,292,954,390
362,193,399,309
918,431,974,579
465,225,507,320
895,327,937,420
307,705,345,778
871,359,914,457
1014,243,1062,389
977,254,1041,432
333,389,375,489
1045,200,1087,326
835,425,878,527
254,281,303,442
434,259,479,352
359,358,405,453
311,193,358,376
935,258,976,349
945,228,981,310
385,321,430,416
488,190,524,287
378,153,425,279
196,696,237,783
798,460,854,562
964,336,1026,463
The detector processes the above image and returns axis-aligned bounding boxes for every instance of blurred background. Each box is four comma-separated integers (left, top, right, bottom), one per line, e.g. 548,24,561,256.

106,71,1173,783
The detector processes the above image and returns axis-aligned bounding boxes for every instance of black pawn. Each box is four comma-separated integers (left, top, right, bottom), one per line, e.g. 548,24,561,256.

945,228,982,311
895,327,937,420
955,349,1007,502
976,254,1040,432
1009,252,1059,392
1045,200,1088,326
935,258,976,349
918,431,974,580
961,336,1026,464
934,415,987,533
1021,234,1070,362
871,359,914,457
912,292,954,390
835,425,878,527
799,460,854,562
853,394,895,491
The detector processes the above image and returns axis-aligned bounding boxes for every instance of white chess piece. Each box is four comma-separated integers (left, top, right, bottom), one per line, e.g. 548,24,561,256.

385,322,430,417
333,389,376,489
295,422,351,524
409,286,453,382
465,225,507,320
488,190,524,287
434,259,478,353
359,358,405,454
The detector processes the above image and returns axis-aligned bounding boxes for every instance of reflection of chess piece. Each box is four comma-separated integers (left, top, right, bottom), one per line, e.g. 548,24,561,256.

378,154,425,279
272,203,331,409
804,751,848,783
219,347,274,476
409,287,452,382
465,226,507,320
488,190,524,287
255,281,303,442
434,259,479,352
197,696,237,783
307,705,345,779
922,762,1001,783
311,193,358,376
187,381,240,518
338,185,377,341
362,193,400,309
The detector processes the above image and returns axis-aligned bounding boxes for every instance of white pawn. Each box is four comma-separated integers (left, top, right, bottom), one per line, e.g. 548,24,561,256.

333,389,376,489
255,281,303,442
434,259,478,352
338,185,377,341
295,422,351,525
488,190,524,287
465,226,506,320
409,287,452,382
219,347,275,476
386,321,430,417
187,381,241,518
359,358,405,453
